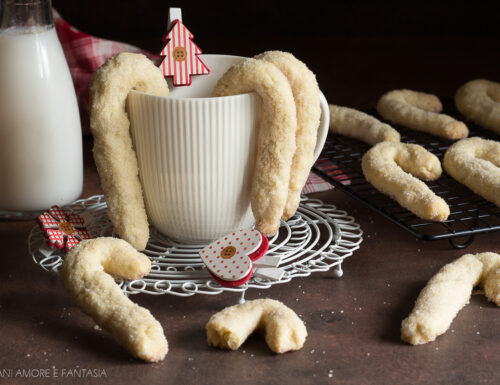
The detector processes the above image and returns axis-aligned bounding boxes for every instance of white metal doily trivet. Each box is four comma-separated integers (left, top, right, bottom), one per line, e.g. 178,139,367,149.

29,195,363,301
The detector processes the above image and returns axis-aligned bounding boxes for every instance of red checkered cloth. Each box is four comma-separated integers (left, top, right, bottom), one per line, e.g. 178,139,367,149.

302,172,334,194
53,9,333,194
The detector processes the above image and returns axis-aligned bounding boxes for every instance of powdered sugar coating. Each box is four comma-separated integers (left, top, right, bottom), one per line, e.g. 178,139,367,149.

362,142,449,221
329,104,400,145
90,53,169,250
443,137,500,207
206,298,307,353
401,252,500,345
377,89,468,140
212,58,297,236
59,237,168,362
455,79,500,134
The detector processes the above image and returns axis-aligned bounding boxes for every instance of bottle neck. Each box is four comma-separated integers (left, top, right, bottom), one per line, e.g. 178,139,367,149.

1,0,53,31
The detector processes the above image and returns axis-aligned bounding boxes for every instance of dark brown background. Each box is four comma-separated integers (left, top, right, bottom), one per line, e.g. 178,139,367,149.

2,1,500,384
52,0,499,40
52,0,500,111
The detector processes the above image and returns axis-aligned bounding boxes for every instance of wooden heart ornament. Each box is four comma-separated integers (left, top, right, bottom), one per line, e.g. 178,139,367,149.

199,229,269,287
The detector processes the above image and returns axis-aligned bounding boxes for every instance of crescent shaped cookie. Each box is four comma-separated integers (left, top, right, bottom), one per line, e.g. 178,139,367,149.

206,298,307,353
455,79,500,134
401,252,500,345
59,237,168,362
377,89,468,140
329,105,400,145
361,142,449,221
443,137,500,207
212,58,297,236
90,53,169,250
255,51,321,220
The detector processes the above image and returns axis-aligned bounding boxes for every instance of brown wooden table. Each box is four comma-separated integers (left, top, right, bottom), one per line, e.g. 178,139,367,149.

1,36,500,385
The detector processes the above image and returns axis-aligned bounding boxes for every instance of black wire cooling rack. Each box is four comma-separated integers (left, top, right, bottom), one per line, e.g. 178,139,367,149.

313,102,500,249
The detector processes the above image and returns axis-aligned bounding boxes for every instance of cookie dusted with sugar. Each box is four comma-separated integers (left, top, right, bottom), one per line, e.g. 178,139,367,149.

90,52,169,250
455,79,500,134
59,237,168,362
401,252,500,345
212,58,297,236
329,105,400,145
443,137,500,208
362,142,449,221
377,89,468,140
206,298,307,354
255,51,321,220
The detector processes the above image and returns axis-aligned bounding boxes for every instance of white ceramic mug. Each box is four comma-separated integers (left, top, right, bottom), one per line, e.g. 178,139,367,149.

128,54,329,244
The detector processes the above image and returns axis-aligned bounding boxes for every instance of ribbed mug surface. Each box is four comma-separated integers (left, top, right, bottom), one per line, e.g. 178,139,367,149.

128,90,259,243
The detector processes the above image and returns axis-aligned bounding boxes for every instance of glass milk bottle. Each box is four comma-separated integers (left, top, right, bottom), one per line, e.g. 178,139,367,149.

0,0,83,218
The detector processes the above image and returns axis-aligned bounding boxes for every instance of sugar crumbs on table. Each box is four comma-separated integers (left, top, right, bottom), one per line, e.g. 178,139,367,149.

26,354,31,358
310,349,315,354
476,331,480,335
93,324,101,331
188,357,194,361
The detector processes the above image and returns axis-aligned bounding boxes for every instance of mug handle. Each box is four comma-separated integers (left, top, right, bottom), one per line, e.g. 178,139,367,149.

312,91,330,162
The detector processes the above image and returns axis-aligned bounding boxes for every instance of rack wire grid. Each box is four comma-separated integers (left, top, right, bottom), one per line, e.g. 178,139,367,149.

313,102,500,249
29,195,363,301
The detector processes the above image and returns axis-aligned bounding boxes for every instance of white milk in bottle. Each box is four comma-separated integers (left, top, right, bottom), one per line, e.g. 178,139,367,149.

0,1,83,217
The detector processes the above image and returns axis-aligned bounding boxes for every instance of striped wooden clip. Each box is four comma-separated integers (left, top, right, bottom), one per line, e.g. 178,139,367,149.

159,8,210,86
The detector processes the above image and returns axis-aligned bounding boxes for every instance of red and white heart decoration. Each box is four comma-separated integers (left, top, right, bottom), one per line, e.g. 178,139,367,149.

199,229,269,287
